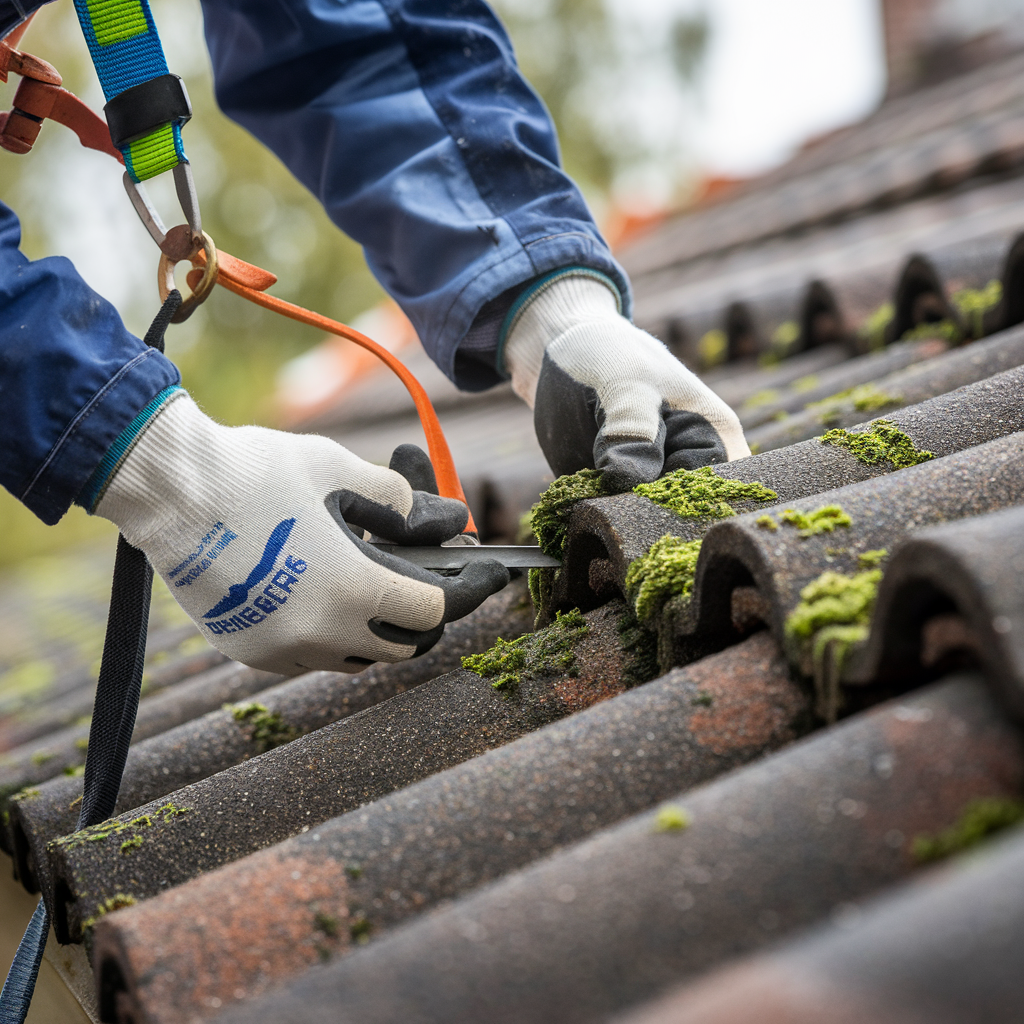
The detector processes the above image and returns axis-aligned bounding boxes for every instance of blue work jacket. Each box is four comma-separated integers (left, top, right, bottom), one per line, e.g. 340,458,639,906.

0,0,627,525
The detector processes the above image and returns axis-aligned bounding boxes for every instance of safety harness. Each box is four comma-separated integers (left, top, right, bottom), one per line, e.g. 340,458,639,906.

0,5,474,1020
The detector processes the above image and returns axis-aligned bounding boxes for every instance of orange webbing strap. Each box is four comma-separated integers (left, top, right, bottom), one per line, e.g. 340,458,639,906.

186,257,477,535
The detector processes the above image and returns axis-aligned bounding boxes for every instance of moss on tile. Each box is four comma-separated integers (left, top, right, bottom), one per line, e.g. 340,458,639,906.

54,801,191,851
819,419,934,470
625,536,703,624
314,911,340,938
900,319,960,343
809,383,902,426
120,835,142,855
10,787,40,804
792,374,819,393
770,320,800,358
634,466,777,521
778,504,853,539
63,764,85,777
785,569,882,646
616,606,660,688
81,893,137,932
698,329,727,368
953,279,1001,339
229,701,299,753
858,301,894,351
462,608,588,694
756,514,778,531
742,388,780,411
690,690,713,707
654,804,691,832
30,750,54,766
913,797,1024,864
349,915,372,944
529,470,608,559
857,548,888,569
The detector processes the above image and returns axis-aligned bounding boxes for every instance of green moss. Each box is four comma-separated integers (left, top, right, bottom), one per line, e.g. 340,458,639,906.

809,384,902,426
778,504,852,539
345,864,363,879
616,606,660,688
756,514,778,531
953,280,1001,339
785,569,882,645
74,738,89,752
820,420,934,470
654,804,691,832
54,801,191,850
913,797,1024,864
690,690,713,707
11,788,40,803
792,374,819,393
858,301,894,351
900,319,960,343
529,470,608,558
120,836,142,855
230,702,300,753
634,466,777,521
625,536,703,624
462,609,588,693
858,548,888,569
81,893,137,932
742,388,779,410
349,916,372,944
770,320,800,358
30,751,54,766
63,764,86,777
314,911,340,938
698,329,727,368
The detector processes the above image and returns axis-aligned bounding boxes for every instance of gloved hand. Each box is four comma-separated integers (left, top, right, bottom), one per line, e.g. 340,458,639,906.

503,273,750,491
94,394,509,675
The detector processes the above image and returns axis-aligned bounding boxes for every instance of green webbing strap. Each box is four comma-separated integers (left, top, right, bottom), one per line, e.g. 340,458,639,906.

72,0,187,182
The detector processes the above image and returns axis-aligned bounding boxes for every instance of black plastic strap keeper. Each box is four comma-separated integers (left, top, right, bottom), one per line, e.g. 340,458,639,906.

104,73,192,149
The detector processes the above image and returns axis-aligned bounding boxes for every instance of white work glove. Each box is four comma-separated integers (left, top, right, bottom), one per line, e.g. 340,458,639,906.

504,273,750,491
95,395,508,675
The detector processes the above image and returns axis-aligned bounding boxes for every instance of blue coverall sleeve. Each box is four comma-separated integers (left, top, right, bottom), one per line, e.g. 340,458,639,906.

0,202,180,524
199,0,631,390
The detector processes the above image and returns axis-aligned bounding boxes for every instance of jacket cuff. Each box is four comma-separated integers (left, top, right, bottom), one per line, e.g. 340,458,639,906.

19,349,181,524
76,385,186,514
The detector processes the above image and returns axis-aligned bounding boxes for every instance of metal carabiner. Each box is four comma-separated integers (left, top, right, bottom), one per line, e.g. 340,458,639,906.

123,160,203,252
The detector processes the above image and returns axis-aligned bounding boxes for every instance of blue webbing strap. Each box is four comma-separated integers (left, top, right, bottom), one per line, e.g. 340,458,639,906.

71,0,187,182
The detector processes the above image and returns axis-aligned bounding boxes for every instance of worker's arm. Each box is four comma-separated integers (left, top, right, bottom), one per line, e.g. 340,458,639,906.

200,0,748,484
0,200,180,525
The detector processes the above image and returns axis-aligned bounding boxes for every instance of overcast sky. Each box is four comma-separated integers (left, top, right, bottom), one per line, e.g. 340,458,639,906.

687,0,887,175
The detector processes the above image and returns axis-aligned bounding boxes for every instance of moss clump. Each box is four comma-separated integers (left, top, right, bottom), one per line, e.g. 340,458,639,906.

230,702,300,753
349,916,372,944
529,470,607,559
785,569,882,645
120,836,142,855
698,329,727,368
810,384,901,426
792,374,819,393
63,764,85,777
654,804,691,832
462,609,588,693
820,420,934,470
859,301,894,351
778,504,853,539
756,514,778,531
634,466,777,521
858,548,888,569
55,801,191,850
953,280,1001,339
913,797,1024,864
742,388,779,410
30,751,53,766
691,690,713,707
11,788,40,803
314,911,340,938
81,893,137,932
617,606,660,689
625,536,703,624
770,320,800,358
901,319,961,343
74,738,89,752
345,863,363,879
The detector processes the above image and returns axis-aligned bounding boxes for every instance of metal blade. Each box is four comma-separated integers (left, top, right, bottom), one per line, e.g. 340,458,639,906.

370,544,560,570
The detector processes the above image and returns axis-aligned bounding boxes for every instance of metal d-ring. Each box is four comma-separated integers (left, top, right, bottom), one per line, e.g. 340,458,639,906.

158,230,219,323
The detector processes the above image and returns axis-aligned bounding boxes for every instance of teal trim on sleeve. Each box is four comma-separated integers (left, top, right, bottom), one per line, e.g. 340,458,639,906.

494,266,623,379
76,385,184,513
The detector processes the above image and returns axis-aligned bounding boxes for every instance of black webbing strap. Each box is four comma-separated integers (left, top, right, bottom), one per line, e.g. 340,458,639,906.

0,290,182,1024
